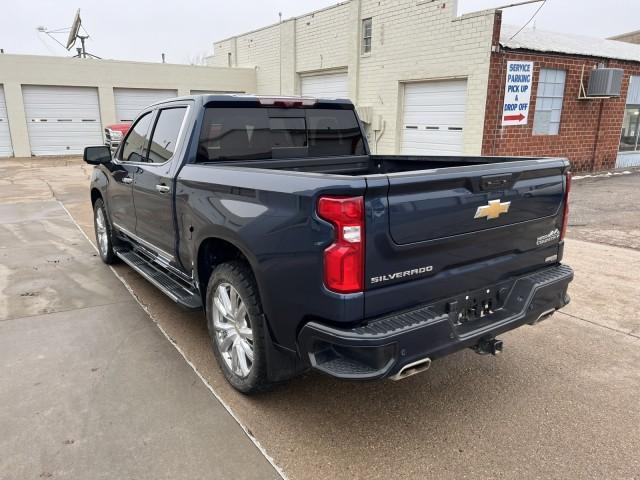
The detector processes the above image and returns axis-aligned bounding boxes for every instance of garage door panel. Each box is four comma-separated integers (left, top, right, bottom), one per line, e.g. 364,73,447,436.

401,79,467,155
405,81,467,94
23,85,103,156
114,88,177,122
190,90,243,95
403,112,465,127
301,73,349,99
0,86,12,157
403,130,463,145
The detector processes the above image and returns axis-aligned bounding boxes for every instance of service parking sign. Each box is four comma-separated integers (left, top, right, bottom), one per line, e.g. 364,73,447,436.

502,61,533,126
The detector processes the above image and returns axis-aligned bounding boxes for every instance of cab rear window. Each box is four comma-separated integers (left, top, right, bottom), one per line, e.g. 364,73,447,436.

196,107,365,162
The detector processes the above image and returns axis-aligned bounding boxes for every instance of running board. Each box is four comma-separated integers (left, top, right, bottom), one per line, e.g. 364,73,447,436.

115,248,202,310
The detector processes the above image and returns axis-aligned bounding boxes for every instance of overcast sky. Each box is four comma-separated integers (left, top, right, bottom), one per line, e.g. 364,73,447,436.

1,0,638,64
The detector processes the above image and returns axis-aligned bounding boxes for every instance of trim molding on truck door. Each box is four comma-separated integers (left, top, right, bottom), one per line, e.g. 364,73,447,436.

112,222,175,262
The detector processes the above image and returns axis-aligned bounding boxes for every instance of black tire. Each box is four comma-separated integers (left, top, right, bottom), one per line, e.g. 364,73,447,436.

206,261,272,394
93,198,118,264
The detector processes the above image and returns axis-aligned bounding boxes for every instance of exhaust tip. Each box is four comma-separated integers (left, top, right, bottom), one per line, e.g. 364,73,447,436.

390,357,431,381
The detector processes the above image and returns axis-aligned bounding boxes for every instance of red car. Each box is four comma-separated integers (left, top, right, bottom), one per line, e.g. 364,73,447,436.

104,122,131,152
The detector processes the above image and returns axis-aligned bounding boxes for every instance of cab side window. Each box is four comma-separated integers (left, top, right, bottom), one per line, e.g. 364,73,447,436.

147,107,187,164
120,112,152,162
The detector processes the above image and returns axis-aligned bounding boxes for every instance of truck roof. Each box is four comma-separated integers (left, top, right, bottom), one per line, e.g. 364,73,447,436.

149,93,355,109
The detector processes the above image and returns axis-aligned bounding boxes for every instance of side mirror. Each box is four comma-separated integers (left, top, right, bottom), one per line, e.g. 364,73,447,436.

84,146,112,165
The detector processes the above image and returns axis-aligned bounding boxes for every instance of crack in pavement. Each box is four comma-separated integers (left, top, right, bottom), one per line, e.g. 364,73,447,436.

557,310,640,341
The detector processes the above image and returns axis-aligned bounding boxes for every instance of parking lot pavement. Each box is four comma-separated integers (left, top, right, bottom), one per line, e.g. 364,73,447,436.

3,158,640,479
0,180,279,477
569,169,640,250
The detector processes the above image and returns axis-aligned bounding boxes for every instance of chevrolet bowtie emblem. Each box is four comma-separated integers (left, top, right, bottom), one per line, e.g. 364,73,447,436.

474,199,511,220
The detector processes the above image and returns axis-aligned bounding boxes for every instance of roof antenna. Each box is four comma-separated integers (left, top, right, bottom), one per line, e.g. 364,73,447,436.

279,12,283,23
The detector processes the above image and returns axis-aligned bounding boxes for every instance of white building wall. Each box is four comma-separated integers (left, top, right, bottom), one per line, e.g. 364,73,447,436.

0,54,256,157
236,26,282,95
356,2,494,154
295,3,351,74
207,0,496,155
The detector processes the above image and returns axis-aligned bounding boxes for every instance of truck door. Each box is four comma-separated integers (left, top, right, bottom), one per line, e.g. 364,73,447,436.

107,111,153,234
131,106,188,262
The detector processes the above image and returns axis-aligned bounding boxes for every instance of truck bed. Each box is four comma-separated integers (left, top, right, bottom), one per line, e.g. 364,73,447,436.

206,154,548,176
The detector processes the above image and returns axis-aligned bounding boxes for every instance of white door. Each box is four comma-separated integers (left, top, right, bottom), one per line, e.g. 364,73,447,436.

190,90,243,95
23,85,103,156
0,85,13,157
401,79,467,155
114,88,177,122
301,72,349,99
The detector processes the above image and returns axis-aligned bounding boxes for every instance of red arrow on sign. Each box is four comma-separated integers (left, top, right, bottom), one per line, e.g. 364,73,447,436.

504,113,525,122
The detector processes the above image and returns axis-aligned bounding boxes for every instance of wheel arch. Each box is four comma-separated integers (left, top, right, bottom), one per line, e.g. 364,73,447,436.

195,235,261,305
90,187,102,206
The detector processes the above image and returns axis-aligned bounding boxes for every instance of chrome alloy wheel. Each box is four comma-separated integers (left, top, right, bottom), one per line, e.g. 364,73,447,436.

212,283,254,378
95,207,109,258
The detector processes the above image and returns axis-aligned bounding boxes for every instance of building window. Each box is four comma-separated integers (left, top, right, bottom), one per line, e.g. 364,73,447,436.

362,18,372,55
533,68,566,135
619,76,640,152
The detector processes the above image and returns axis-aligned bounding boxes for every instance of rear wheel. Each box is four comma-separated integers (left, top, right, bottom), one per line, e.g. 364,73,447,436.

206,261,271,394
93,198,118,264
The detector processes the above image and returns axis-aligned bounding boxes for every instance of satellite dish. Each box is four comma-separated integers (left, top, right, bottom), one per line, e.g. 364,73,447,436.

66,9,81,50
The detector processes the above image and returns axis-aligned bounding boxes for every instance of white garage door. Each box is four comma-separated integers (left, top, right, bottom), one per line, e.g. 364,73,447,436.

114,88,177,122
301,72,349,99
23,85,103,156
0,86,13,157
401,79,467,155
190,90,243,95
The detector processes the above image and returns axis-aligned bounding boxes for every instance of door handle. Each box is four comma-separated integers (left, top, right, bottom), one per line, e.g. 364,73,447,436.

155,184,171,194
122,177,133,184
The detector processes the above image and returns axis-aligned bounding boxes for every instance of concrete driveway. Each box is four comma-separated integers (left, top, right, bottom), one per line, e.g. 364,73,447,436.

1,158,639,480
0,159,280,479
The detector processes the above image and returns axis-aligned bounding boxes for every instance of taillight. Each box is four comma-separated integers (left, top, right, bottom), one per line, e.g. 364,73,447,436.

317,196,364,293
560,171,571,240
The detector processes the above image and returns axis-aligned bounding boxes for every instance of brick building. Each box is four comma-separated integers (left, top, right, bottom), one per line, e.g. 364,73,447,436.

206,1,640,172
484,15,640,171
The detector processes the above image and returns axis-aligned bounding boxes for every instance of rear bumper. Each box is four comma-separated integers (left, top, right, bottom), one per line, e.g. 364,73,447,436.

297,264,573,380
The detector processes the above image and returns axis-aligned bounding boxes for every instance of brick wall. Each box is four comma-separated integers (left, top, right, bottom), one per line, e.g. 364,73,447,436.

482,48,640,172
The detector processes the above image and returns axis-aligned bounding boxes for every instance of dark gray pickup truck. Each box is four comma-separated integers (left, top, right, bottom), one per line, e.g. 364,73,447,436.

84,94,573,393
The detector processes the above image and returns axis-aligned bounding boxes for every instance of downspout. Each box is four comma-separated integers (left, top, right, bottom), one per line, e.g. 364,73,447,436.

591,59,609,172
591,99,605,172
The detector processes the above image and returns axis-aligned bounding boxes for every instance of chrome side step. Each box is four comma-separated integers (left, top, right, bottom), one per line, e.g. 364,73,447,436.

115,248,202,310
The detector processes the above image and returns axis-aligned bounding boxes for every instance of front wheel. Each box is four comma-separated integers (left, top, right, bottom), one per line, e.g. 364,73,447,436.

93,198,118,264
206,261,272,394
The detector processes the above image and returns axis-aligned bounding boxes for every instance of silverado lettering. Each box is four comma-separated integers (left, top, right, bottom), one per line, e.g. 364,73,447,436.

371,266,433,284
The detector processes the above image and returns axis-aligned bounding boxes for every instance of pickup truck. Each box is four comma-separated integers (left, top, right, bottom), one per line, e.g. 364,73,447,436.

104,122,131,152
83,94,573,393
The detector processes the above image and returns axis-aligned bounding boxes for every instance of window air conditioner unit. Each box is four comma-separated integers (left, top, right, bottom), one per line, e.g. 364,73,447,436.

587,68,623,97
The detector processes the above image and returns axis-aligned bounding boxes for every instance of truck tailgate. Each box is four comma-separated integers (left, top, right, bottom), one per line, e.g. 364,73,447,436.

388,163,564,244
363,159,570,318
